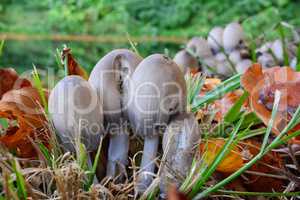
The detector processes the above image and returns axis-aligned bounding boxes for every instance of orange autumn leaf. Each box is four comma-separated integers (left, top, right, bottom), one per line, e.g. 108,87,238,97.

61,47,89,80
0,87,50,158
200,139,244,173
0,68,31,99
241,63,300,143
200,138,284,192
213,89,248,122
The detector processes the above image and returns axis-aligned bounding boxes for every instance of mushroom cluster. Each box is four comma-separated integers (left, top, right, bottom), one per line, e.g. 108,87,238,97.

256,39,298,69
173,22,252,77
48,50,200,196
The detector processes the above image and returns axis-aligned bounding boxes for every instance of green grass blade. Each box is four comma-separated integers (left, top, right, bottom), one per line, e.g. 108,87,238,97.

216,189,300,197
0,40,5,58
12,159,27,199
296,43,300,71
189,116,244,198
85,137,103,190
193,90,281,200
38,143,53,167
32,64,48,114
278,23,289,66
191,74,241,112
224,91,249,123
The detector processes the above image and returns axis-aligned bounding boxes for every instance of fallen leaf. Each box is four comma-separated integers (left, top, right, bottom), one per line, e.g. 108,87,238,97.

0,87,50,158
167,185,189,200
0,68,31,99
61,47,89,80
200,138,285,192
200,139,244,173
213,89,247,122
241,63,300,142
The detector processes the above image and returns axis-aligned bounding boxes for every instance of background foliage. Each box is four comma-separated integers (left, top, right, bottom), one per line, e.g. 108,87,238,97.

1,0,300,72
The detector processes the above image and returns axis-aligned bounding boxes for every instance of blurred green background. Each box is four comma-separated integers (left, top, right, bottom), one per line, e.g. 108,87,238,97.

1,0,300,73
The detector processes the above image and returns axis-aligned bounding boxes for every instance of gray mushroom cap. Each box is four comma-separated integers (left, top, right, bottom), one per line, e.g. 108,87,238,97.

235,59,252,74
128,54,187,137
173,50,199,74
89,49,142,127
160,113,200,196
223,22,245,52
186,37,213,59
49,75,104,152
207,26,224,53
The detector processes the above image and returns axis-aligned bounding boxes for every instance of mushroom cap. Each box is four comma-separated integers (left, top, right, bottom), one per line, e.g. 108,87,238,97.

216,60,233,77
223,22,244,52
202,57,218,76
173,50,199,74
186,37,213,59
160,113,200,193
235,59,252,74
127,54,187,137
229,50,242,64
257,52,275,68
290,57,297,70
271,40,284,61
49,75,104,152
207,27,224,53
89,49,142,126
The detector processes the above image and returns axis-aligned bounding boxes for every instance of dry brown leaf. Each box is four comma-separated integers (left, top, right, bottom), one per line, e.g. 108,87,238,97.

167,185,189,200
241,63,300,143
0,68,31,99
213,89,248,122
0,87,50,158
61,47,89,80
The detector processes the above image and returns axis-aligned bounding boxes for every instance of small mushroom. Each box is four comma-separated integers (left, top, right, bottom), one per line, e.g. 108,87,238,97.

223,22,245,53
290,57,297,70
128,54,187,192
271,39,284,62
207,27,224,53
235,59,252,74
89,49,142,179
49,75,104,181
173,50,199,74
229,50,242,64
257,52,276,68
186,37,213,59
159,113,200,197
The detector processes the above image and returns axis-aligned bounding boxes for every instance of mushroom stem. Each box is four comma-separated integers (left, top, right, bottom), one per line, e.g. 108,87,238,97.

106,128,129,179
137,135,159,192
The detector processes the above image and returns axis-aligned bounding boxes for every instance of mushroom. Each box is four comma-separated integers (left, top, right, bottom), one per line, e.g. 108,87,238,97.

159,113,200,197
257,52,276,68
223,22,245,53
207,27,224,54
173,50,199,74
271,39,284,62
186,37,213,59
49,75,103,180
229,50,242,65
235,59,252,74
89,49,142,179
127,54,186,192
